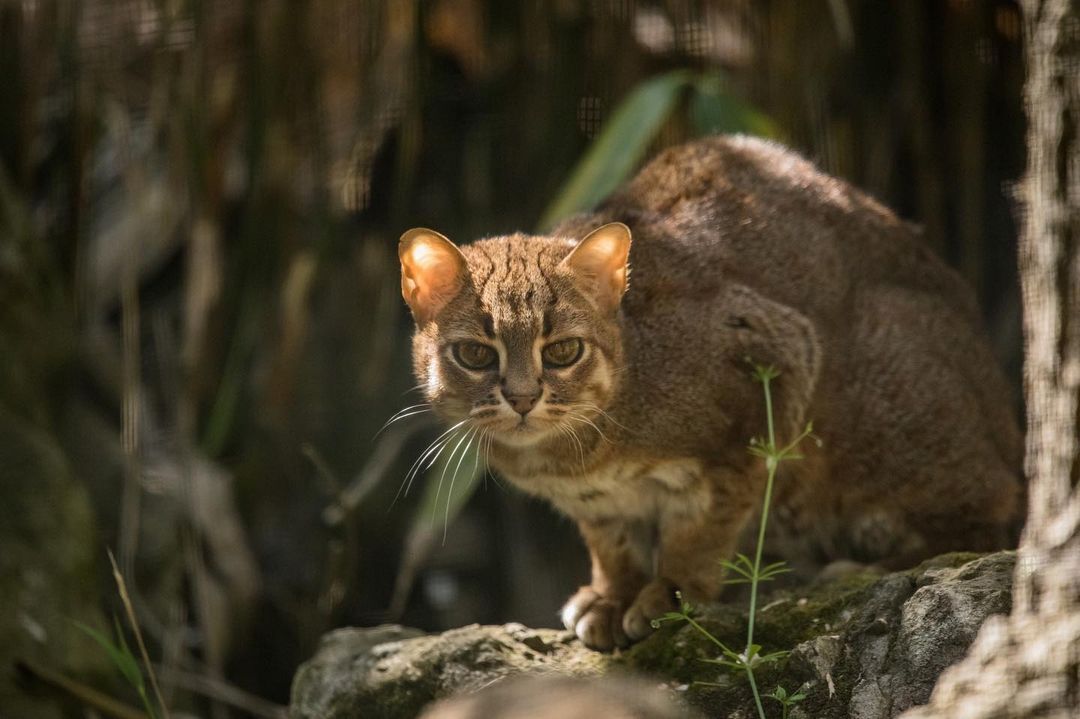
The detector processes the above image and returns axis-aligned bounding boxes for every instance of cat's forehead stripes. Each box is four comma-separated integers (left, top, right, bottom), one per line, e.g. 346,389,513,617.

462,234,571,334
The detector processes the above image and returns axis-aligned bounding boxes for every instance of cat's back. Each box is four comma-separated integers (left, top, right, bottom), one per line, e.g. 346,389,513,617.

555,134,1020,473
587,135,979,328
549,135,1022,566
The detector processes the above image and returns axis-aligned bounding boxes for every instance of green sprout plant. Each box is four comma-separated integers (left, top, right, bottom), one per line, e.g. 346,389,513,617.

73,617,159,719
653,363,816,719
75,551,170,719
767,685,808,719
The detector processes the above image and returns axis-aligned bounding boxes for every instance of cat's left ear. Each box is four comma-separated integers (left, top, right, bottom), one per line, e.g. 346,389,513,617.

399,228,469,324
560,222,632,312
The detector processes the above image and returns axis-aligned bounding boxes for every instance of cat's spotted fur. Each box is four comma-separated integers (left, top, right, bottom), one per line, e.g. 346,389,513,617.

399,135,1024,650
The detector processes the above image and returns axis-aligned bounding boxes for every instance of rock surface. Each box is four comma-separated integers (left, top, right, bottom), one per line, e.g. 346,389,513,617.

290,552,1015,719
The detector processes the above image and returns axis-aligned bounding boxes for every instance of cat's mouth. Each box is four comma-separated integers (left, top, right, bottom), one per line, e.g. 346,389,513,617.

482,413,559,447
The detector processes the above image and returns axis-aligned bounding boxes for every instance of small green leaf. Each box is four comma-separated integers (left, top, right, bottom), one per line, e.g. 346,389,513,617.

719,560,753,580
110,617,144,691
755,650,790,666
74,619,145,693
759,561,794,581
702,657,744,671
692,680,728,689
750,364,781,382
654,611,687,626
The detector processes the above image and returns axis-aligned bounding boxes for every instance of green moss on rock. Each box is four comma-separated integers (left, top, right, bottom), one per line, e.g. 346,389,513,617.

290,553,1017,719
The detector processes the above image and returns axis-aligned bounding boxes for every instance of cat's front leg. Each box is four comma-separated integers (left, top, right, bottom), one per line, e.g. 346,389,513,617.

561,518,651,651
622,499,755,642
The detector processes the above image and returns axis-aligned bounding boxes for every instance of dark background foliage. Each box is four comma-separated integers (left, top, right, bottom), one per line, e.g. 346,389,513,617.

0,0,1025,713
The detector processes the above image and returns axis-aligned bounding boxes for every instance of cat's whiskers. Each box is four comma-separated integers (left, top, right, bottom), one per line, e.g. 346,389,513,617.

552,425,573,474
569,401,631,433
471,427,487,488
557,422,588,475
431,426,477,527
441,426,481,544
392,418,469,506
376,403,432,438
565,411,613,444
481,429,504,492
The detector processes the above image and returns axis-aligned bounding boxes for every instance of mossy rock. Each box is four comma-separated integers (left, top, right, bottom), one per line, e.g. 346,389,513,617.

289,552,1015,719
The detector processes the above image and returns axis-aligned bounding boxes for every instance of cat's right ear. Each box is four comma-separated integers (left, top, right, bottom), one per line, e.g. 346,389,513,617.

399,228,468,324
561,222,632,313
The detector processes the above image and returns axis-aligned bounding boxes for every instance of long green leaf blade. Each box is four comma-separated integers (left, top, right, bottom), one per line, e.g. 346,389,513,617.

387,431,486,616
538,70,693,229
690,74,777,138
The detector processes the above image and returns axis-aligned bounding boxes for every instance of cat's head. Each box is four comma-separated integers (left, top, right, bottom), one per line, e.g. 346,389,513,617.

399,223,631,447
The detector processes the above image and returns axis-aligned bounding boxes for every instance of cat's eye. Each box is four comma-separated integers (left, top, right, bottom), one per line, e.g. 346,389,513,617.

453,342,497,370
542,338,584,367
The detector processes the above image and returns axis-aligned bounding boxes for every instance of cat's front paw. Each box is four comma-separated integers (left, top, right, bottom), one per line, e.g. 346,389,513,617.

622,578,678,641
560,586,629,651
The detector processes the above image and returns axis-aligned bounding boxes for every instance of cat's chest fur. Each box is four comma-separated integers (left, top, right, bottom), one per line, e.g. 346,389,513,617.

493,452,710,525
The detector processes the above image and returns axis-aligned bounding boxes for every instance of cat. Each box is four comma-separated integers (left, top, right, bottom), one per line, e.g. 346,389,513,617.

397,135,1024,651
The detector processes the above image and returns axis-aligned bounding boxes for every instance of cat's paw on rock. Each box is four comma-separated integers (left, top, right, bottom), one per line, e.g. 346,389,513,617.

560,586,629,651
623,579,678,641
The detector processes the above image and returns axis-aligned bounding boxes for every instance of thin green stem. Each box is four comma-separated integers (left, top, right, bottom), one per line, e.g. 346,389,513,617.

684,614,735,656
763,373,776,456
746,374,778,660
746,664,766,719
671,366,809,719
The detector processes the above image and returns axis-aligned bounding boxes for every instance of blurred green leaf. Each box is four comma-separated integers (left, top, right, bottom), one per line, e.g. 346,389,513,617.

417,428,486,539
388,427,486,616
690,74,777,138
73,618,157,719
538,70,694,230
538,70,776,231
74,620,141,692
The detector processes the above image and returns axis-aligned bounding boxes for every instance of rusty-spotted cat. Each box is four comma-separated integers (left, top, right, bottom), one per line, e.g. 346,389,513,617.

397,135,1023,650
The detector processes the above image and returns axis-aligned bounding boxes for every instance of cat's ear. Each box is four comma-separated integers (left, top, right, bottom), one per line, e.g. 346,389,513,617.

561,222,632,312
399,228,468,324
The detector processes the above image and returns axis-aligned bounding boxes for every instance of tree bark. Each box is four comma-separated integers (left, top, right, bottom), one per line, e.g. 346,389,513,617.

902,1,1080,717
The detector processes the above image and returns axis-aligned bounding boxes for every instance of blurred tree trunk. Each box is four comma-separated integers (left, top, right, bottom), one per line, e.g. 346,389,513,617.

903,1,1079,716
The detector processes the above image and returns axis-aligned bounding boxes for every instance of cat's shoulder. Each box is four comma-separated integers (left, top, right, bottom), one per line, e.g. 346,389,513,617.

624,134,819,188
610,135,903,238
647,133,814,172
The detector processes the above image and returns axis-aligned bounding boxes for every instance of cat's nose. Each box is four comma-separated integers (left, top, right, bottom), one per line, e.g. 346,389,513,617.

503,391,540,416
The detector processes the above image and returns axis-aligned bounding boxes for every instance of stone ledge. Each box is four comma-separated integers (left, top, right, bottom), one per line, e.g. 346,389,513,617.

290,552,1015,719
